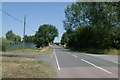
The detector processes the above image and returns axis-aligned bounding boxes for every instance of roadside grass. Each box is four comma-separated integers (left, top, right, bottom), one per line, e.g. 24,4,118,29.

118,50,120,55
2,57,57,78
69,47,119,55
2,46,53,55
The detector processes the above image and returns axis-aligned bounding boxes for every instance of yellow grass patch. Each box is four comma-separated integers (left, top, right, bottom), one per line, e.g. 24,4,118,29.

2,57,56,78
2,46,53,55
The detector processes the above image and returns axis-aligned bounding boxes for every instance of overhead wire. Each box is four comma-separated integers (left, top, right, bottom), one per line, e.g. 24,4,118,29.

26,24,36,32
0,8,36,33
0,9,23,23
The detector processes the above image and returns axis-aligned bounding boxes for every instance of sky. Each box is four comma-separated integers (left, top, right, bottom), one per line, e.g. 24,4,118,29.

2,2,73,42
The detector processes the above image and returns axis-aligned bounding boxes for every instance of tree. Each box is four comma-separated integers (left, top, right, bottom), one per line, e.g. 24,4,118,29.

61,32,69,45
23,35,35,43
0,38,9,52
27,35,35,43
14,35,21,42
6,30,21,42
6,30,15,41
63,2,119,30
63,2,120,49
34,24,58,48
111,27,120,49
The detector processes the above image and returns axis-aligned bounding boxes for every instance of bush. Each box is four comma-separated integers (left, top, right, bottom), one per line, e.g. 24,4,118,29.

54,42,60,46
0,38,9,52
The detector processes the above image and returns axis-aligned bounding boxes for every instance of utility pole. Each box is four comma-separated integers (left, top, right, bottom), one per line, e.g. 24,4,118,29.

23,15,26,50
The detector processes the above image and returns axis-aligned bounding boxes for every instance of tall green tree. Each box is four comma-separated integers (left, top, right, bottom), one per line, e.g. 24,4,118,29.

14,35,21,42
6,30,15,41
0,38,9,52
63,2,119,30
62,2,120,49
6,30,21,42
35,24,58,48
27,35,35,43
23,35,35,43
61,32,69,45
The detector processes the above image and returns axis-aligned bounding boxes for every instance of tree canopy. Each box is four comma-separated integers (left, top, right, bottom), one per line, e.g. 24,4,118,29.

6,30,21,42
62,2,120,49
23,35,35,43
63,2,119,31
34,24,58,48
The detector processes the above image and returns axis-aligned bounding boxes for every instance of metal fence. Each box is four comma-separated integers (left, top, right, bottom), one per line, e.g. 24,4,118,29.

6,41,36,51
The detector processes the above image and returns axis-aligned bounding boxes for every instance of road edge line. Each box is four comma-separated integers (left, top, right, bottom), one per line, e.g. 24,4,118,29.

72,54,78,58
54,48,61,70
67,52,70,54
81,59,112,74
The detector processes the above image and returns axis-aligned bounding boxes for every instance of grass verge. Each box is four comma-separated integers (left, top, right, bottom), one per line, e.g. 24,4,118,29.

69,47,119,55
2,46,53,55
2,57,57,78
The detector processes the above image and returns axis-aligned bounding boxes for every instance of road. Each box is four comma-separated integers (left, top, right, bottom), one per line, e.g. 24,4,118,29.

54,45,119,79
1,45,119,79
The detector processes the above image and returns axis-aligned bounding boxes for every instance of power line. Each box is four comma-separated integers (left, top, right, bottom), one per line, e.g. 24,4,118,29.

26,24,36,32
0,9,23,23
0,9,36,33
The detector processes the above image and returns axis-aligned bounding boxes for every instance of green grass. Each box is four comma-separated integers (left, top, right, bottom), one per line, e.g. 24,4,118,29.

2,57,57,78
2,46,57,78
2,46,53,55
69,48,119,55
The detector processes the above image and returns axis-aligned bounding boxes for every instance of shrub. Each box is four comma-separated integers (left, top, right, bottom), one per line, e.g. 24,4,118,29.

0,38,9,52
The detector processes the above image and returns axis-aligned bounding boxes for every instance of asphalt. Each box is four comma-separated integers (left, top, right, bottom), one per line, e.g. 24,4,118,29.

54,45,119,78
1,45,119,79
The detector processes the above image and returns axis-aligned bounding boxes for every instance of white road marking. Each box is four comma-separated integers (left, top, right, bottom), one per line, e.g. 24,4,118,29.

114,62,120,64
67,52,70,54
85,54,119,64
81,59,112,74
72,54,78,58
85,54,108,56
54,48,60,70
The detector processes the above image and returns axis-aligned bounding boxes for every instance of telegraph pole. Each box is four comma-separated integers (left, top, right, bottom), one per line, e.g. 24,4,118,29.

23,15,26,50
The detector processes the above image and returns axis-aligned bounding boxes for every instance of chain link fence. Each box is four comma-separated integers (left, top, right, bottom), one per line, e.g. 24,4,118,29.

6,41,36,51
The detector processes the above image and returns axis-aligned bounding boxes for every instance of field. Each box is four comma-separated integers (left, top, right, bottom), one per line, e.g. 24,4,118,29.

2,57,56,78
2,46,53,55
1,46,57,78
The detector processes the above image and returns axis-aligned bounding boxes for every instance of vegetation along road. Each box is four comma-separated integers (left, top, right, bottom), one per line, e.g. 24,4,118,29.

1,44,118,79
1,46,57,78
53,45,118,78
1,2,119,79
